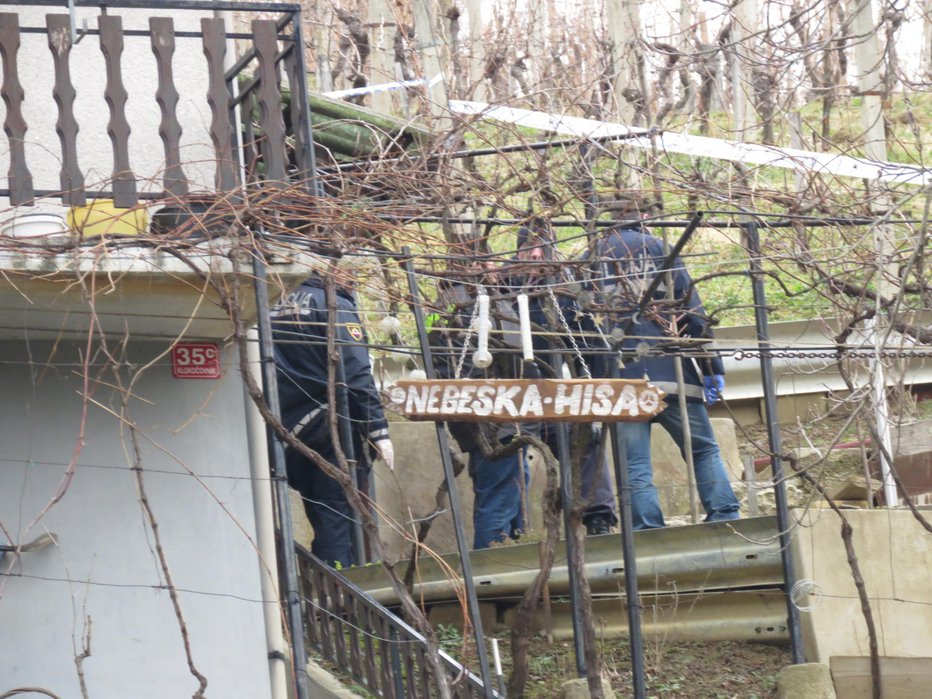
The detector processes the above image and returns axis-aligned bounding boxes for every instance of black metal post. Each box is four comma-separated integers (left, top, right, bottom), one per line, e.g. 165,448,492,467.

333,350,367,565
607,364,647,699
402,249,496,698
389,627,405,698
743,220,805,664
554,423,588,678
290,9,322,198
550,352,587,678
252,256,311,699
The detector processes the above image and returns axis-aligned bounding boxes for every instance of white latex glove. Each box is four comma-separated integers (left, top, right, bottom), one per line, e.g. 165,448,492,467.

374,438,395,471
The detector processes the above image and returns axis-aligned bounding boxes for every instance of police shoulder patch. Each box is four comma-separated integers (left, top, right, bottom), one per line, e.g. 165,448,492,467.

347,323,364,341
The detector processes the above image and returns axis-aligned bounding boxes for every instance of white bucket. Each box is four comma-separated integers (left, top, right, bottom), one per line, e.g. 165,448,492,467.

0,213,70,243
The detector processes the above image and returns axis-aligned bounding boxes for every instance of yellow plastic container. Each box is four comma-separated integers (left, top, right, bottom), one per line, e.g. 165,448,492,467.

67,199,148,238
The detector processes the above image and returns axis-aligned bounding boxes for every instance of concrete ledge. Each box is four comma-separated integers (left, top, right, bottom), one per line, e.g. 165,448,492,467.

776,663,836,699
306,660,365,698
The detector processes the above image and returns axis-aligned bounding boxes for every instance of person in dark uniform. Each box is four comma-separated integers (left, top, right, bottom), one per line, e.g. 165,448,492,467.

429,269,539,550
271,269,394,567
510,224,618,536
584,203,740,529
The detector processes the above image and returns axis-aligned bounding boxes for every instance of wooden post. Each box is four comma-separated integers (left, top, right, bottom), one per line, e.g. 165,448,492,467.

853,0,898,507
99,14,137,207
47,14,84,205
150,17,188,199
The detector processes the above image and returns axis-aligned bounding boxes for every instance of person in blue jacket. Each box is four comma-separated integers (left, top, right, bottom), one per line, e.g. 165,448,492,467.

271,269,394,567
510,224,618,536
585,204,740,530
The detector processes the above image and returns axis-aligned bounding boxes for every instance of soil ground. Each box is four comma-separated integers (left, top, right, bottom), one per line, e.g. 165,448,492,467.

439,632,790,699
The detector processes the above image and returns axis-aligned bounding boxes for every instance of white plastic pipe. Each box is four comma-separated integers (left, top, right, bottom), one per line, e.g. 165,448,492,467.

473,293,493,369
517,293,533,362
243,329,288,699
491,637,503,677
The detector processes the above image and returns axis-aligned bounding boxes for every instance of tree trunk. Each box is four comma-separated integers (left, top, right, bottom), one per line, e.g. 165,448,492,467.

367,0,397,114
730,0,758,141
411,0,451,124
464,0,486,101
924,0,932,81
605,0,644,124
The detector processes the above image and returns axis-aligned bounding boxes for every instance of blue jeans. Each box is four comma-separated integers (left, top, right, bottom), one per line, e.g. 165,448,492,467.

623,400,740,530
469,447,530,549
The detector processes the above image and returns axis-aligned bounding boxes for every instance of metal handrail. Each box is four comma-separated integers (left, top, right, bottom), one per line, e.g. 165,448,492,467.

296,544,496,698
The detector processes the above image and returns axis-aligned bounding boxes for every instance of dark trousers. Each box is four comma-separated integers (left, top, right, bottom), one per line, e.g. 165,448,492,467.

541,424,618,524
285,415,363,568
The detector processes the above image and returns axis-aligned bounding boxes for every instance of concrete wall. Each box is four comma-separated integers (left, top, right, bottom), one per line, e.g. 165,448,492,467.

0,339,273,699
791,508,932,662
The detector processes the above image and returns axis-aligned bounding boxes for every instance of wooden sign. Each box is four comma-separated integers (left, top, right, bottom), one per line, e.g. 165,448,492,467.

387,379,666,423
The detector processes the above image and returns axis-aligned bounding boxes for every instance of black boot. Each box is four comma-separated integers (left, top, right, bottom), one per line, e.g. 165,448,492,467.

583,513,613,536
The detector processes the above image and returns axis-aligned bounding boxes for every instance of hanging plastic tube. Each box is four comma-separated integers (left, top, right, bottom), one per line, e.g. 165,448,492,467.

517,293,533,362
472,293,493,369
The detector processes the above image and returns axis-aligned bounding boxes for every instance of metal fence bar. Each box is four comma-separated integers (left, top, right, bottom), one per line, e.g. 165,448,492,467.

253,256,311,699
742,220,804,664
402,249,496,696
297,544,494,697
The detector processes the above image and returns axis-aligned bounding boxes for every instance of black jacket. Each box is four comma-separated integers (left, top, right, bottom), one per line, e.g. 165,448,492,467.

271,275,389,443
583,226,723,402
429,280,540,452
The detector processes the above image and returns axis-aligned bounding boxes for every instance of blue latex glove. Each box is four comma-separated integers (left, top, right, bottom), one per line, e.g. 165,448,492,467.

703,375,725,405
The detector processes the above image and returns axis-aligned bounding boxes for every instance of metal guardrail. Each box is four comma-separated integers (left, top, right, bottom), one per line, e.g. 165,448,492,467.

341,516,784,607
296,544,497,698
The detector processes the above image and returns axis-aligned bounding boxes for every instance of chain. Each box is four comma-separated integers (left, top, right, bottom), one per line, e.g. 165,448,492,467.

547,285,592,379
718,348,932,360
454,286,481,379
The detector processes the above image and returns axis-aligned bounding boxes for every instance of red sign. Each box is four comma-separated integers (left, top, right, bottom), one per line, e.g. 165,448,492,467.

171,342,221,379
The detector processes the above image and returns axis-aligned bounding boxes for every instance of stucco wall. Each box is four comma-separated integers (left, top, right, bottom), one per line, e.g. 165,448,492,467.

0,338,272,698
